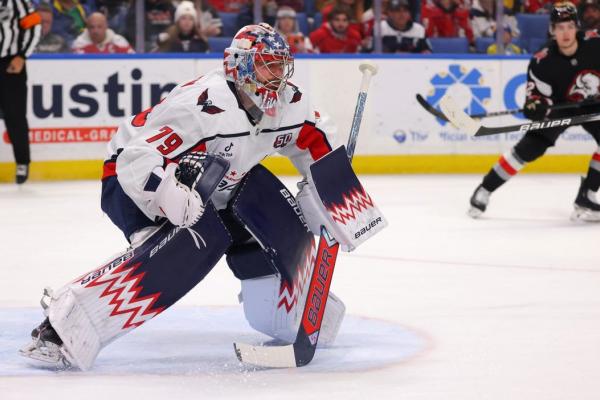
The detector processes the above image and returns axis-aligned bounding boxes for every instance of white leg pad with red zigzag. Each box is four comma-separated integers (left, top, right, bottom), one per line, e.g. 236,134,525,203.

240,274,345,346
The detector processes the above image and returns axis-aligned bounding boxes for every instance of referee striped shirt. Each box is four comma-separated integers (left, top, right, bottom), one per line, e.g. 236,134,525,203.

0,0,41,59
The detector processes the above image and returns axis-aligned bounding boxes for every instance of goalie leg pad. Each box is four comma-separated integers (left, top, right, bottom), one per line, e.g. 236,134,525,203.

38,205,232,370
226,164,314,283
222,164,339,343
299,145,388,251
240,273,345,345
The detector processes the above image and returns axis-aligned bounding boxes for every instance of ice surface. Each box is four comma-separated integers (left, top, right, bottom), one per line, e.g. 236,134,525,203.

1,175,599,399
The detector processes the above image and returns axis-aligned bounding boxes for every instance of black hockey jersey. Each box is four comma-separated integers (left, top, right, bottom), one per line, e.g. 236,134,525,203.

526,31,600,107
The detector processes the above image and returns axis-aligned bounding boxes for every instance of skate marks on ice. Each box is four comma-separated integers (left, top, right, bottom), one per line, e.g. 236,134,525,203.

0,306,426,375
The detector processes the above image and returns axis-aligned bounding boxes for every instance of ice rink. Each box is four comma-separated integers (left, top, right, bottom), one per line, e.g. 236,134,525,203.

1,174,599,399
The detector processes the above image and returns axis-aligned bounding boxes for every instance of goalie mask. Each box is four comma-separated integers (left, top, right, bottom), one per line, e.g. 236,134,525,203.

223,23,294,121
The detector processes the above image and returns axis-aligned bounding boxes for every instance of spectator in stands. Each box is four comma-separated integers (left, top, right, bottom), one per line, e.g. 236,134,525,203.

381,0,432,53
155,1,209,52
276,0,304,12
72,12,134,53
126,0,175,51
237,0,278,32
207,0,247,13
50,0,91,46
194,0,223,38
35,3,70,53
523,0,554,14
274,6,314,52
580,0,600,31
470,0,520,39
360,0,390,51
422,0,474,45
95,0,130,37
486,23,524,54
309,4,362,52
321,0,364,34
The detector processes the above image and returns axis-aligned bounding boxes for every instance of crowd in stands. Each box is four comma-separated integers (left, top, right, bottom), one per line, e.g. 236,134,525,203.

30,0,600,55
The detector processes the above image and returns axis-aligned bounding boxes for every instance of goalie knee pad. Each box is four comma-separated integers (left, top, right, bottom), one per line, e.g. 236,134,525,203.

241,275,345,345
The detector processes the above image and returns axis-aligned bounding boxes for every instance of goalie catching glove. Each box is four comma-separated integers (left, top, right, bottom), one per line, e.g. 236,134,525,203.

146,153,207,228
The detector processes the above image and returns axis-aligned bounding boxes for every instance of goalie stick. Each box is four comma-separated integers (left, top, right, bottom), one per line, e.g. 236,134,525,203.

417,93,600,121
233,61,379,368
439,95,600,137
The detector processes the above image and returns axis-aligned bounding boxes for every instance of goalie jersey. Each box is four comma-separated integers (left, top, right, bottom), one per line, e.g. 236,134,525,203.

103,69,338,220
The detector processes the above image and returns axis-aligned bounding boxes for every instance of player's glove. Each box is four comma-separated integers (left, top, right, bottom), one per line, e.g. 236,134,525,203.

151,163,205,228
523,95,550,121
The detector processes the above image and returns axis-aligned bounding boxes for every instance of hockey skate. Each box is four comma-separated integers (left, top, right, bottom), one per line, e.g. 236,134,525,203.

19,288,74,369
572,177,600,222
19,317,72,369
468,184,490,218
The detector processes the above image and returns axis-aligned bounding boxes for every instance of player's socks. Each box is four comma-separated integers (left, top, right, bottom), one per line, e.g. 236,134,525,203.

469,149,527,218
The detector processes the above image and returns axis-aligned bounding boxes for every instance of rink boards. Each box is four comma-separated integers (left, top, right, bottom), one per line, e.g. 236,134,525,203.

0,54,595,181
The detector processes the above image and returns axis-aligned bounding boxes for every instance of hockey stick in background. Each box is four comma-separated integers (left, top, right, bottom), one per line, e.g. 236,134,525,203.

417,93,600,121
439,94,600,137
233,61,379,368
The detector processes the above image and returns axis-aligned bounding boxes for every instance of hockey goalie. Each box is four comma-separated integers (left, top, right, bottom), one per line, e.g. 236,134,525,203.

19,23,387,370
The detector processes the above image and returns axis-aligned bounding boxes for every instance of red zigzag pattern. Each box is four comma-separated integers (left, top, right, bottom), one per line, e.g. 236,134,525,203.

277,241,317,313
326,187,374,225
85,262,165,330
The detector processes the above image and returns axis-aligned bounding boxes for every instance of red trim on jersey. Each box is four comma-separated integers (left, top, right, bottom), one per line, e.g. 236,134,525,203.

593,153,600,162
190,142,207,153
498,156,517,175
102,161,117,180
296,122,332,161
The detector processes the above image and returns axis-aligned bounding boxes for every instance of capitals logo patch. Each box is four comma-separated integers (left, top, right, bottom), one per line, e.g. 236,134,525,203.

197,89,225,114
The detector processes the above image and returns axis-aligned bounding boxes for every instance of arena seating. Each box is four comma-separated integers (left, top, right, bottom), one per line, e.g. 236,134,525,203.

429,37,470,53
208,37,233,53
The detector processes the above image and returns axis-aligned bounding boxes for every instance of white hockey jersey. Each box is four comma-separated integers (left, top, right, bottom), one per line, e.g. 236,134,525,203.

104,69,338,220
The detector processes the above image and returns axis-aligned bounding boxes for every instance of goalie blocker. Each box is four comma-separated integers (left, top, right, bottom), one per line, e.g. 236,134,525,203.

297,146,387,252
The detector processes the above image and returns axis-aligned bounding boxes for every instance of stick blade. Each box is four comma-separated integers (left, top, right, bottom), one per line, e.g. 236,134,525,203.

439,95,481,135
233,342,297,368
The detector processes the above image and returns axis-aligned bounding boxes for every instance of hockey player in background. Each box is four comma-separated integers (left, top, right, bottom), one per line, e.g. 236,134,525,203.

18,23,386,370
469,2,600,221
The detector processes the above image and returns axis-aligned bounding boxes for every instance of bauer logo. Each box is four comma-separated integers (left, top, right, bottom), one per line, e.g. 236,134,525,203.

519,119,571,133
425,64,491,126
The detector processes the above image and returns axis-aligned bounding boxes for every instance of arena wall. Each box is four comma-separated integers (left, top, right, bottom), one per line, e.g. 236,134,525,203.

0,54,593,181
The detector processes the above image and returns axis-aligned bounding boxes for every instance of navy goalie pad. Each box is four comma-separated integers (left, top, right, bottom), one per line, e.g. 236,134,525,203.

226,164,315,285
302,146,388,251
39,154,232,370
224,164,319,343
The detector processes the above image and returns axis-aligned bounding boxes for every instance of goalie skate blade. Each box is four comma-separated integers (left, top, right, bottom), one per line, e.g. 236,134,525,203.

233,342,297,368
439,95,481,135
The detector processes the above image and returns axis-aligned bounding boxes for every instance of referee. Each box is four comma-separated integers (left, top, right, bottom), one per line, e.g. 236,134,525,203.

0,0,41,184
